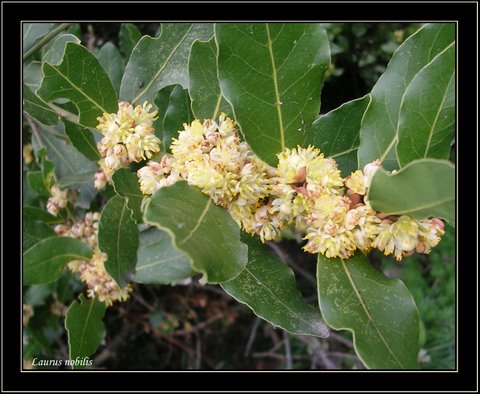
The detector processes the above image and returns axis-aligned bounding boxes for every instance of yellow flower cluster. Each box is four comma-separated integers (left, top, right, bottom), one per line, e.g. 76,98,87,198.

136,114,445,261
95,101,161,189
55,212,132,306
46,185,76,216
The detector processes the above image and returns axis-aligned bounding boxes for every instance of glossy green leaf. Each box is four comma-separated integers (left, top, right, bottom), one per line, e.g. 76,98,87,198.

306,95,370,176
120,23,213,105
37,42,118,127
188,38,232,120
368,159,455,225
23,206,62,224
26,171,50,196
216,23,330,165
31,122,98,187
134,227,194,284
26,148,55,196
63,119,101,161
23,23,56,54
153,85,176,146
358,23,455,170
23,236,92,285
161,85,194,150
65,294,106,368
222,235,328,337
119,23,142,60
43,33,81,64
98,196,139,287
23,84,58,126
111,168,144,223
143,181,248,283
97,42,124,94
23,216,55,251
396,43,455,167
317,253,420,369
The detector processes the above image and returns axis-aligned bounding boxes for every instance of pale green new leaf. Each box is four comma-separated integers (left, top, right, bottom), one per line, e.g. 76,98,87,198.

188,38,232,120
222,235,328,337
143,181,248,283
120,23,213,105
37,42,118,127
111,168,144,223
216,23,330,165
23,236,93,284
368,159,455,225
134,227,194,285
358,23,455,170
317,253,420,369
396,43,455,166
65,294,106,369
306,95,369,176
98,196,139,287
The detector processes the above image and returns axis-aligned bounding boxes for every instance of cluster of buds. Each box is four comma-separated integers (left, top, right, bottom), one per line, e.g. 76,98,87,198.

136,114,445,261
46,185,76,216
95,101,161,189
55,212,132,306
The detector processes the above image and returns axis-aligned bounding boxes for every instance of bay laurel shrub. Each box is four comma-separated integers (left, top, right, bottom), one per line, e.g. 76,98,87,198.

22,22,455,369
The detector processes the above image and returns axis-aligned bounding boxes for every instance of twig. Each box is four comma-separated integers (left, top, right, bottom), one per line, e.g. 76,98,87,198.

23,23,72,62
172,313,223,337
267,241,317,287
283,331,293,369
194,332,202,369
244,317,261,357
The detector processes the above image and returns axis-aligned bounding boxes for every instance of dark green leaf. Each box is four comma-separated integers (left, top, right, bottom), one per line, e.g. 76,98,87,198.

153,85,176,145
306,95,369,176
23,236,92,285
23,84,58,126
368,159,455,225
188,38,232,120
31,122,98,187
161,85,194,150
26,171,50,197
119,23,142,60
23,23,56,54
23,216,55,251
216,23,330,165
134,227,193,284
111,168,144,223
358,23,455,170
23,206,62,224
37,42,118,127
43,33,80,65
120,23,213,105
63,119,101,161
97,42,124,94
396,43,455,167
222,235,328,337
65,294,106,368
317,253,420,369
143,181,248,283
98,196,139,287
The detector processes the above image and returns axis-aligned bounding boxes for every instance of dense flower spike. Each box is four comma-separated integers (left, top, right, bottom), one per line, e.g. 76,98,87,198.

55,212,132,306
95,101,161,188
135,114,445,261
46,185,76,216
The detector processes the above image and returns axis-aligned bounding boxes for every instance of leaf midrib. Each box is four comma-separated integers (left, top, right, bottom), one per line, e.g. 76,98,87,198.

265,24,285,151
340,259,404,368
